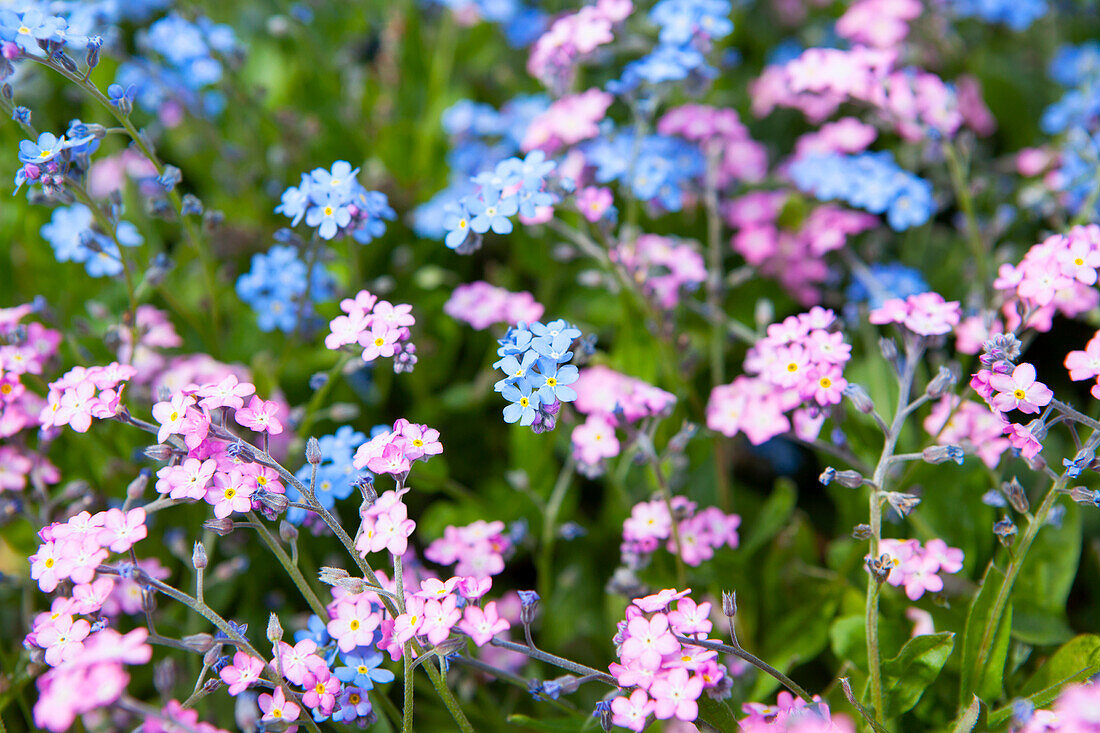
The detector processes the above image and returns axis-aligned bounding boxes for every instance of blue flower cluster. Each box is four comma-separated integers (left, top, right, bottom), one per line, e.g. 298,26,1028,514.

286,426,370,525
423,0,548,47
441,151,557,252
114,13,241,120
493,319,583,431
15,121,102,194
611,0,732,93
276,161,396,242
947,0,1047,30
1042,42,1100,135
413,96,548,239
846,262,930,311
40,205,143,278
789,152,934,231
235,245,335,332
582,129,704,212
293,615,391,725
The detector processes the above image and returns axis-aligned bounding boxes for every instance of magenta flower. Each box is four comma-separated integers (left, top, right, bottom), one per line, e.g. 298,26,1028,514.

196,375,255,411
327,598,382,652
234,395,283,434
621,614,680,670
205,470,254,519
634,588,691,613
459,601,510,646
219,652,265,695
36,614,91,666
989,363,1053,414
276,639,319,686
611,689,654,732
97,507,147,553
650,667,704,721
1065,334,1100,381
358,322,400,361
900,554,944,601
421,595,462,645
258,687,301,727
366,442,412,475
302,669,341,714
155,457,217,500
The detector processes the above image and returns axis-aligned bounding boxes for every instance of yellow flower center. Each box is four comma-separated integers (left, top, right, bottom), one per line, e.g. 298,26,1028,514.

315,683,326,694
349,619,360,631
546,377,557,387
374,337,385,347
271,709,283,718
38,150,51,158
1,384,11,394
1076,257,1085,266
224,488,236,500
519,397,529,407
257,476,267,486
44,558,54,568
169,411,179,421
786,362,799,373
349,694,361,705
486,206,497,216
409,614,419,625
458,219,467,229
412,439,423,447
324,206,334,217
19,26,30,34
1013,389,1026,400
358,665,369,674
819,377,832,389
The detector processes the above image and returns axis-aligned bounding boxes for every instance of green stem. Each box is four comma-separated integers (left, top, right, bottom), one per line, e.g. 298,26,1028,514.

942,141,989,302
674,635,812,701
402,645,415,733
537,457,575,603
246,512,328,619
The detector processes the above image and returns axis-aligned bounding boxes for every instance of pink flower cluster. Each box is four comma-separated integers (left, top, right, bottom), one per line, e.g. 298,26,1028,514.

752,45,963,141
527,0,632,91
608,590,727,730
577,185,614,222
569,365,676,473
1,307,61,437
971,359,1054,460
390,575,506,653
355,488,417,557
835,0,920,48
923,396,1010,469
117,305,183,382
33,628,152,731
325,289,418,373
141,700,230,733
708,308,851,445
877,538,963,601
726,191,877,304
40,362,136,432
869,291,961,336
657,104,768,187
621,497,740,567
425,519,513,578
444,281,545,331
610,234,707,309
791,117,878,159
1066,330,1100,400
30,507,148,593
994,225,1100,333
523,88,613,153
272,634,342,718
740,691,855,732
1018,680,1100,732
351,418,442,476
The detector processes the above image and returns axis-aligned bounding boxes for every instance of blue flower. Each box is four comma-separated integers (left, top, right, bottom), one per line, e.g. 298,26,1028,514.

534,361,579,404
334,647,395,690
332,686,373,723
306,195,352,240
468,188,518,235
495,350,540,391
19,132,66,165
294,614,331,647
530,332,575,363
502,383,541,426
443,203,472,249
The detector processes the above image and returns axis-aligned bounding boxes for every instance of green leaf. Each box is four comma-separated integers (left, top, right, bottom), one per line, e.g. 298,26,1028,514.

959,562,1010,705
829,615,867,671
752,586,840,699
698,695,739,731
1012,502,1081,644
507,714,586,732
880,632,955,717
949,695,981,733
981,602,1013,702
987,634,1100,726
741,480,796,556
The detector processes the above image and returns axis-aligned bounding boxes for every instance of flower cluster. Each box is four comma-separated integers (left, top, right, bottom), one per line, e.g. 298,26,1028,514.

924,396,1011,469
609,234,706,309
608,590,728,731
276,160,396,242
442,150,558,251
287,426,370,525
621,496,740,567
740,692,855,732
522,88,613,153
325,289,418,373
15,124,103,195
946,0,1047,31
526,0,631,91
235,244,335,333
425,519,514,578
351,417,442,478
877,538,964,600
868,291,962,336
355,488,417,557
789,152,934,231
29,507,147,594
1017,679,1100,732
657,104,768,189
707,308,852,445
40,204,144,278
40,362,136,433
444,281,545,330
613,0,733,91
993,225,1100,333
582,129,704,212
1065,330,1100,400
493,319,583,431
971,337,1055,460
390,574,507,654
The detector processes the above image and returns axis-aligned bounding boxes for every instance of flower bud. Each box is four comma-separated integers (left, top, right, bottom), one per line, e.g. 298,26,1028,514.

993,516,1017,546
667,421,697,454
885,491,921,517
852,524,873,540
126,470,149,500
267,613,283,644
842,383,875,413
923,445,964,465
154,658,177,697
255,489,289,514
142,588,157,613
1069,486,1100,506
226,440,256,462
721,590,736,618
203,518,235,536
85,36,102,69
866,553,895,584
192,541,208,570
820,467,864,488
279,520,298,543
518,590,540,626
183,633,215,654
355,475,377,505
879,337,900,368
181,194,204,216
144,443,176,461
925,365,957,398
305,437,322,465
1002,477,1029,514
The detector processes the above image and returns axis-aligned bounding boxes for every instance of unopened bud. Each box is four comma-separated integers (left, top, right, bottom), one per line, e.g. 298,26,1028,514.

85,36,102,68
144,443,175,461
667,421,697,454
879,337,900,368
721,590,736,618
1002,477,1029,514
305,437,322,465
842,383,875,413
183,633,215,653
993,516,1017,546
142,588,157,613
203,518,235,536
852,524,873,539
267,613,283,644
820,467,864,488
226,440,256,463
518,590,540,626
154,658,177,697
192,541,208,570
279,520,298,543
923,445,965,465
885,491,921,517
866,553,895,584
255,489,289,514
925,365,957,398
126,470,149,500
355,475,376,505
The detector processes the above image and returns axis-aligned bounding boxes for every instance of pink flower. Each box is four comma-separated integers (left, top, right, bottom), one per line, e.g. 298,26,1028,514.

30,540,66,592
235,396,283,435
393,419,443,461
155,458,217,500
577,186,613,222
301,669,341,713
571,414,620,467
650,667,704,721
611,689,654,732
668,598,713,637
196,375,255,411
359,323,400,362
97,508,147,553
989,363,1053,414
151,392,195,443
414,576,460,600
219,652,265,695
205,470,254,519
899,554,944,601
1065,333,1100,381
366,442,412,476
393,596,427,645
621,614,680,669
36,614,91,666
634,588,691,613
276,639,319,686
327,598,382,652
258,687,301,730
459,601,510,646
421,595,462,645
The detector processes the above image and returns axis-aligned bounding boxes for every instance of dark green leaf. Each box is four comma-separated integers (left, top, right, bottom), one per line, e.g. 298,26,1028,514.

880,632,955,717
741,479,796,556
